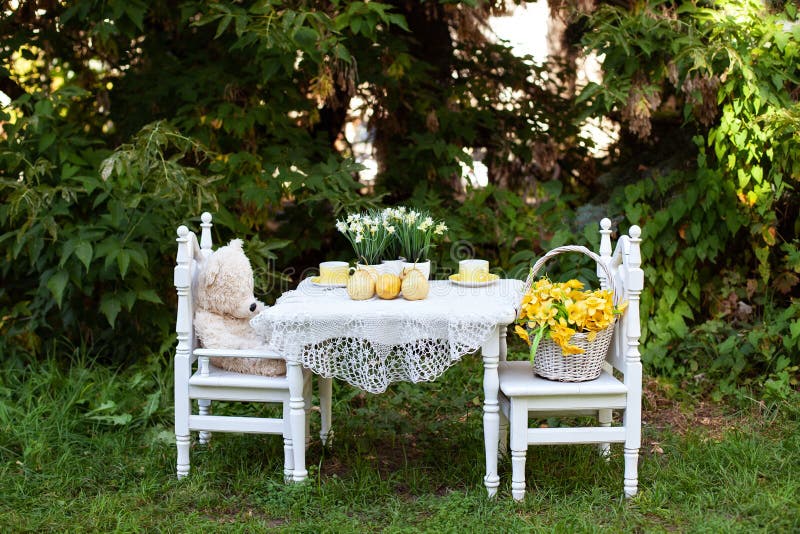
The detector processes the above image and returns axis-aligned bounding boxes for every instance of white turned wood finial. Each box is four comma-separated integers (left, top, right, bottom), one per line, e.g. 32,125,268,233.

625,223,644,363
176,226,190,266
599,218,612,255
598,218,613,290
200,212,213,254
628,225,642,275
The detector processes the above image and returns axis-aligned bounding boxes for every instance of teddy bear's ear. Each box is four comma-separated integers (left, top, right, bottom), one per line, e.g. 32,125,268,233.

204,258,220,287
228,239,244,249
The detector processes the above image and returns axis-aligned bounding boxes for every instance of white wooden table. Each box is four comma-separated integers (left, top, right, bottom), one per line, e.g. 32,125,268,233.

250,278,523,496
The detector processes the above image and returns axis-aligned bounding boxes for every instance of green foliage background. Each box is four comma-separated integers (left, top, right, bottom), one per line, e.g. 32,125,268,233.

1,0,798,398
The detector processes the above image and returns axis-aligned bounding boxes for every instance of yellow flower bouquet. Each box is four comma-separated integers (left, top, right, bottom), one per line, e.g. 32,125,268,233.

515,246,626,381
515,278,625,356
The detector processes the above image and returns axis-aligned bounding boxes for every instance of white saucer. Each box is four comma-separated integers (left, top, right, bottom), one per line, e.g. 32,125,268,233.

448,273,499,287
309,276,347,288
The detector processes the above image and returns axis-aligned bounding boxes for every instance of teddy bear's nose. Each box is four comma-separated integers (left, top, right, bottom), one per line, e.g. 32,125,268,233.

250,303,257,312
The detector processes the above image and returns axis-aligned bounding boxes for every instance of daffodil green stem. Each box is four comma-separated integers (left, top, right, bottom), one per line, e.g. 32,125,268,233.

529,325,546,363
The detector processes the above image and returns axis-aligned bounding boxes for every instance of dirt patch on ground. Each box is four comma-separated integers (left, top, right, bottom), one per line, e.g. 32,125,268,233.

201,507,285,527
642,377,735,441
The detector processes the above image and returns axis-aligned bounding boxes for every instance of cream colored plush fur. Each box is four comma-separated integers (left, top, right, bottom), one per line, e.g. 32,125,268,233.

194,239,285,376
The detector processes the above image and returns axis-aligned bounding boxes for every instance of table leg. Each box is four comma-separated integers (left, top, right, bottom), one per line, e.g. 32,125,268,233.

288,355,307,482
482,325,500,497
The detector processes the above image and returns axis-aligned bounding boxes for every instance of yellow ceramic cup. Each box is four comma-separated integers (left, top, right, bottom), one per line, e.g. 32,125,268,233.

319,261,350,285
459,259,490,282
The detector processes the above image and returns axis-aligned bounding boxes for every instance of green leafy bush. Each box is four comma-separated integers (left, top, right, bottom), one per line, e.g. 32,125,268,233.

0,109,219,358
579,0,800,394
2,0,797,399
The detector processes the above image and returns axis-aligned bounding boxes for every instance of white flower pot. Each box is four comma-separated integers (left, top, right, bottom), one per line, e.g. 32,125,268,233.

401,260,431,280
381,259,405,276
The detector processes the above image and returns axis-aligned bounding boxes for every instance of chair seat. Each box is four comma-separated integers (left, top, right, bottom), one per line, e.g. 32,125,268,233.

188,362,310,404
499,361,627,397
189,363,292,389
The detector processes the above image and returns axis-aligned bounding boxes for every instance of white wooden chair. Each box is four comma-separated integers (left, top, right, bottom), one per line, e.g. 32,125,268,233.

499,218,643,500
173,212,333,482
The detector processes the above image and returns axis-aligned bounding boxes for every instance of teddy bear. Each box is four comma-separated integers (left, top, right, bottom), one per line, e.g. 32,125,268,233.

194,238,286,377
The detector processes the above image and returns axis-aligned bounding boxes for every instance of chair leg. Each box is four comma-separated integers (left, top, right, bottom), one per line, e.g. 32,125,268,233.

198,399,212,445
319,376,333,445
624,447,639,498
176,434,191,479
624,384,642,497
499,410,509,459
509,400,528,501
175,353,192,479
510,449,527,501
283,402,294,483
598,408,612,458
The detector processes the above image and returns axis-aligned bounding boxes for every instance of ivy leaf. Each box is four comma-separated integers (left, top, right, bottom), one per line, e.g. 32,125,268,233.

123,2,145,30
117,250,131,278
60,239,77,267
38,132,56,153
293,26,318,47
75,241,93,271
137,289,162,304
215,13,233,38
46,270,69,307
100,295,122,327
662,286,678,308
387,13,410,32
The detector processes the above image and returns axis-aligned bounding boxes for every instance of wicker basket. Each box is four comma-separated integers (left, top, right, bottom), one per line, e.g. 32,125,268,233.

519,245,619,382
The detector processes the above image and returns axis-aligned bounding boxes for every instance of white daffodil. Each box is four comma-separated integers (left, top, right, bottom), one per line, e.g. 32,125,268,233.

336,221,348,233
354,233,363,243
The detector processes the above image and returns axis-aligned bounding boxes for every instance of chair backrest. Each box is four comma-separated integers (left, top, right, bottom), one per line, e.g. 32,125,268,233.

174,212,215,365
597,218,643,377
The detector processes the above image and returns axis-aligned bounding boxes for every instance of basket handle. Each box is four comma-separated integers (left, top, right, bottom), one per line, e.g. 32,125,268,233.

519,245,619,319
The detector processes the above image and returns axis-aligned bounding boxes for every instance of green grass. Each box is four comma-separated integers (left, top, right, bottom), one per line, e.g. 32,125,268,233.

1,346,798,533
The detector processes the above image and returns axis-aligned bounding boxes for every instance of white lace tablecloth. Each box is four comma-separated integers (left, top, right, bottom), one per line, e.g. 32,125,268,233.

251,278,524,393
